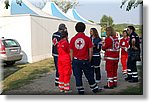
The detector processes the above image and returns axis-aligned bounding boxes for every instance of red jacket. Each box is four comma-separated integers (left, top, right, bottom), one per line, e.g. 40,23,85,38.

120,37,129,55
57,39,70,59
102,36,119,61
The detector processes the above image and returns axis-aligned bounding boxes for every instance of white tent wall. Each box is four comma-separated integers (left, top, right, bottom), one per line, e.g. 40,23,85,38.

0,15,101,63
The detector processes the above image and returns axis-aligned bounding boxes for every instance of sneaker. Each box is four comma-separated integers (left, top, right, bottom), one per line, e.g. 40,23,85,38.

64,90,72,93
104,85,114,89
95,80,101,83
92,88,99,93
55,83,59,86
78,91,84,95
60,90,64,92
125,77,132,81
128,80,138,83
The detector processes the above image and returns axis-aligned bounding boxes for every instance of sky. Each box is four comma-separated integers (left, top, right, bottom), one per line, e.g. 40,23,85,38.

75,0,142,25
26,0,142,25
24,0,142,25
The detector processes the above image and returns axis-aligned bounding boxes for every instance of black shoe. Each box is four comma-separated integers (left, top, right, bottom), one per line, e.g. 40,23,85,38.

128,80,138,83
125,77,132,81
113,85,117,88
104,85,114,89
78,91,84,95
92,88,99,93
55,83,59,86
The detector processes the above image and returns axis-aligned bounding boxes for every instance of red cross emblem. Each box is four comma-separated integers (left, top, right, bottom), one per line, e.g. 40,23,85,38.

75,38,85,49
52,38,58,46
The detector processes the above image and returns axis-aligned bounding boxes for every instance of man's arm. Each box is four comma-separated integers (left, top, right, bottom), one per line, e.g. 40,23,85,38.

70,49,73,62
132,38,138,50
89,47,93,62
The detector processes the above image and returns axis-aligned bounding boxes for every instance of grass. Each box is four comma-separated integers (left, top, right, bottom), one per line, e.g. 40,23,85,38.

118,65,143,95
2,59,143,95
2,58,55,92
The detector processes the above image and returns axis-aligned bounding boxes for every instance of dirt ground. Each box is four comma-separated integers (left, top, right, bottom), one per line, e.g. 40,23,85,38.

3,61,141,95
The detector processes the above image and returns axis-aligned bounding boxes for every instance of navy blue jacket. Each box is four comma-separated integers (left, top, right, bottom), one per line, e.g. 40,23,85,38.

129,32,140,50
52,32,61,56
90,36,102,56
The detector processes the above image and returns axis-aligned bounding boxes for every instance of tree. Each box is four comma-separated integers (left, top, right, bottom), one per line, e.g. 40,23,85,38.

3,0,78,13
4,0,22,9
88,20,94,23
100,15,114,32
45,0,78,13
120,0,143,11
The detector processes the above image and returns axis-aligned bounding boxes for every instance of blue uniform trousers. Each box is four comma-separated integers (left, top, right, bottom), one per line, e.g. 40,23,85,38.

72,59,98,94
53,56,59,85
127,51,138,81
91,56,101,82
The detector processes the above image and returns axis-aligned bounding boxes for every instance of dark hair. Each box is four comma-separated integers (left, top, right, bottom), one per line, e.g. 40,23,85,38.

123,30,128,36
128,26,135,31
75,22,86,32
61,31,68,39
58,23,67,30
91,28,100,38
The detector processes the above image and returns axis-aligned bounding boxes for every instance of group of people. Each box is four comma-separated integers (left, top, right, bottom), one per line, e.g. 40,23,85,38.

52,22,141,95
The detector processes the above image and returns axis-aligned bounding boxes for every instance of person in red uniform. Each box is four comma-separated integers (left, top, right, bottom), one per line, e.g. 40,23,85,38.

70,22,99,95
57,31,72,93
120,30,129,79
102,26,120,89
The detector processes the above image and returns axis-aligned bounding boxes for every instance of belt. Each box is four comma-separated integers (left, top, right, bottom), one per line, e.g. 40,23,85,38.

106,49,119,52
74,57,88,61
104,57,119,60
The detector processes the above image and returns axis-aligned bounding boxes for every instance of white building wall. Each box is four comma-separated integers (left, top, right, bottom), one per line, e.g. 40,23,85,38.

0,15,101,63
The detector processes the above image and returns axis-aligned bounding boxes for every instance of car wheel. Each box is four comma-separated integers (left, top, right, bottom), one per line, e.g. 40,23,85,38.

6,61,16,66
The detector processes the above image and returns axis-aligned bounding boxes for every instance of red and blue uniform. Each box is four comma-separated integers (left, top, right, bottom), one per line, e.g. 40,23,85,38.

70,32,99,94
90,36,102,83
102,36,120,87
57,39,72,91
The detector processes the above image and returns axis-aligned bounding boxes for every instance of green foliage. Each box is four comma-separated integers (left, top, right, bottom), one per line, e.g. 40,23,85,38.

120,0,143,11
4,0,22,9
51,0,78,13
100,15,114,32
113,24,142,36
88,20,95,23
4,0,10,9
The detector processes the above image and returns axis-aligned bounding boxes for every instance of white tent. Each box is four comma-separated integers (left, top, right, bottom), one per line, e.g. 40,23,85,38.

0,1,101,63
66,8,93,24
0,0,59,19
42,2,77,21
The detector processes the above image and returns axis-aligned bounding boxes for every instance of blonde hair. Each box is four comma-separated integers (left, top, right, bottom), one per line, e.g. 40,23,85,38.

106,26,115,36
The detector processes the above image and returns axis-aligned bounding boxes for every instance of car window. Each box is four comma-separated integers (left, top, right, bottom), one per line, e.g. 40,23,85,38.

3,39,20,47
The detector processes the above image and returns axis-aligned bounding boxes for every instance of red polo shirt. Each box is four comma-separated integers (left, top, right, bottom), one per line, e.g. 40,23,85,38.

70,32,93,60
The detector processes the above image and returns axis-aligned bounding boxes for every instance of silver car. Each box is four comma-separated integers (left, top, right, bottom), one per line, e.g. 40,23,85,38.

0,38,23,65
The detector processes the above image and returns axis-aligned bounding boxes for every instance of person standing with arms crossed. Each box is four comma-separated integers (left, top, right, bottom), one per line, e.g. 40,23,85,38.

70,22,99,95
125,26,140,83
52,24,67,86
